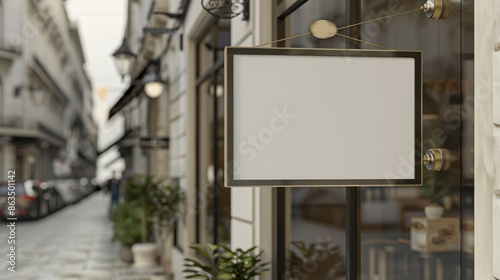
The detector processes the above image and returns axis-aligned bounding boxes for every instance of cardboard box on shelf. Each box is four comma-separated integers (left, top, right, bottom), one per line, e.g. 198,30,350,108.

410,217,460,252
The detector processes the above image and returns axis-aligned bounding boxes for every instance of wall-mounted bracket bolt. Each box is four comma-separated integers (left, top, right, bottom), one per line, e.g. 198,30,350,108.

423,149,452,171
421,0,448,20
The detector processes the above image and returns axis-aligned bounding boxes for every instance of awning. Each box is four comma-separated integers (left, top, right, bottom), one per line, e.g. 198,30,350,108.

108,64,150,120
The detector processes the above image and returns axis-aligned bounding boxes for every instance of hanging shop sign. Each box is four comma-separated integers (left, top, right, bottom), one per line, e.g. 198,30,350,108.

140,137,170,149
225,47,422,187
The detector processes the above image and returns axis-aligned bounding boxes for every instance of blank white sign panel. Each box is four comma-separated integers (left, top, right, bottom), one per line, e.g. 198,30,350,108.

225,48,422,187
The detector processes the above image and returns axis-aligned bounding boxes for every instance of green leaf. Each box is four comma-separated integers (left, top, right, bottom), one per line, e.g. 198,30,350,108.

420,186,434,198
435,188,449,199
185,275,207,279
243,246,257,254
207,243,218,252
218,273,233,279
185,242,269,279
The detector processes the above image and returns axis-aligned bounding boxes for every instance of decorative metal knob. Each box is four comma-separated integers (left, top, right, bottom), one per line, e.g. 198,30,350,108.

423,149,451,171
421,0,449,19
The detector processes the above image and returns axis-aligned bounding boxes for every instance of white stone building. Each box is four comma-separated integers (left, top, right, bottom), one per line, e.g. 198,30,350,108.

0,0,97,182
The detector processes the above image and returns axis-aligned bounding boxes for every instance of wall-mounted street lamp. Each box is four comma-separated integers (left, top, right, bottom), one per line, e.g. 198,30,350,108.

112,37,136,80
143,61,165,99
14,85,46,105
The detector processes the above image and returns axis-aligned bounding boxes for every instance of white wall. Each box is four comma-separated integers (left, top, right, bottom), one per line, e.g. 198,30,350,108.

167,4,194,277
164,1,211,279
0,0,22,124
1,0,91,141
2,0,21,49
0,0,95,180
476,0,495,279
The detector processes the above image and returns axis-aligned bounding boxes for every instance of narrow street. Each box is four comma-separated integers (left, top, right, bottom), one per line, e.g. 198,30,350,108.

0,194,162,280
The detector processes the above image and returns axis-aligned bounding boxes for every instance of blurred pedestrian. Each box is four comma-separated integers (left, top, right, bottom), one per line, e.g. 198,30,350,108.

106,171,122,211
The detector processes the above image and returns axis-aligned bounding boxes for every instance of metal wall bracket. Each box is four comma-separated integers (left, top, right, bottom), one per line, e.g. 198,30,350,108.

153,11,182,19
201,0,250,21
421,0,449,20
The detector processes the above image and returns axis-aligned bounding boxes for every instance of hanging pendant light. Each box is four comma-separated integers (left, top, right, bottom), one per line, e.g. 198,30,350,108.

143,61,165,98
112,37,136,80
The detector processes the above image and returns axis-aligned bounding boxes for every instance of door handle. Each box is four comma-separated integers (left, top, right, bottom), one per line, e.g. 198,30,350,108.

422,149,452,171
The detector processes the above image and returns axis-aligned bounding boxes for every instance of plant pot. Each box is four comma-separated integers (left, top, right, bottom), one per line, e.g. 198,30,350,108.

425,203,444,219
132,243,157,268
120,244,134,263
442,195,453,211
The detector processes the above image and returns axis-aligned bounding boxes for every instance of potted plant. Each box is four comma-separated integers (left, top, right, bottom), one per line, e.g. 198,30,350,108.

420,170,453,219
183,243,269,279
288,240,345,280
124,174,185,268
109,200,149,263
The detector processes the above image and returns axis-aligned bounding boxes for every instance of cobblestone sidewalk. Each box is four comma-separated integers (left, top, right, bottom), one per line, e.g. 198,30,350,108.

0,193,163,280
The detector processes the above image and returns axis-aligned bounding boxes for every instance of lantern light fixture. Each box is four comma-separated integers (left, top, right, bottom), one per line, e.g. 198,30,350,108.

143,61,165,99
112,37,136,80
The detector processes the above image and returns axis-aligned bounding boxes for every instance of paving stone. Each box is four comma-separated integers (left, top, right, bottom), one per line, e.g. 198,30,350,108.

81,270,113,279
0,195,167,279
1,276,37,280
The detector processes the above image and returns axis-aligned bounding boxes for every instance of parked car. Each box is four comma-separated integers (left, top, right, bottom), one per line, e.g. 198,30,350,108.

78,177,95,198
44,180,65,213
52,178,93,205
0,180,53,219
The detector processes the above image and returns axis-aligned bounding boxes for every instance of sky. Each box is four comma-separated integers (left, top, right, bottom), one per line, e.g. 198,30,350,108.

66,0,128,181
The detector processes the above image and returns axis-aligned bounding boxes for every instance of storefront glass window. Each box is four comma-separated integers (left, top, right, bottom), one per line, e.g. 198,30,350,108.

358,0,473,278
277,0,474,279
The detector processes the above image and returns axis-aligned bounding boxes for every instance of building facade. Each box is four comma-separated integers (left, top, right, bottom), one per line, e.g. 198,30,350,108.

110,0,497,279
0,0,97,182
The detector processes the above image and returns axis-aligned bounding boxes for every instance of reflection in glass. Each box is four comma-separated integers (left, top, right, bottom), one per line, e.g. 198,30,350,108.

358,0,473,279
196,25,231,246
197,76,230,246
288,188,346,280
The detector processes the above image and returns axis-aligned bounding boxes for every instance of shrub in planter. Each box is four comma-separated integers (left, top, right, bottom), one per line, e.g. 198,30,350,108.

124,175,185,241
109,201,150,263
184,243,269,280
123,174,185,267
